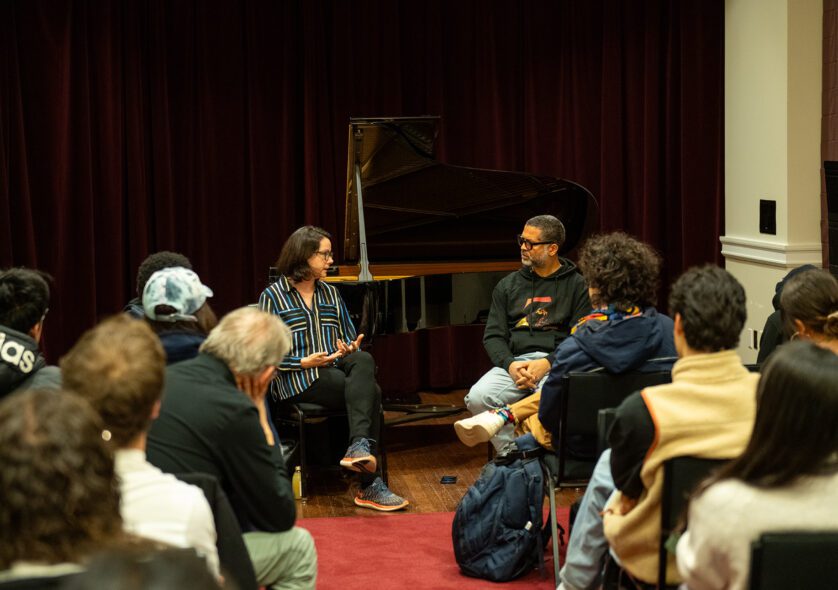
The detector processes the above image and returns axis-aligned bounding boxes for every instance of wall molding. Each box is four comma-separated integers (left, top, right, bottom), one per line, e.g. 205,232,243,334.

720,235,823,268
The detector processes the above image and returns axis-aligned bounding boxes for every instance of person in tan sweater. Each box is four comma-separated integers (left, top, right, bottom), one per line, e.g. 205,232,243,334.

602,265,760,586
558,265,759,590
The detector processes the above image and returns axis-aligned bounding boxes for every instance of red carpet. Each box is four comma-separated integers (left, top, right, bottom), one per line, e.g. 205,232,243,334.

299,508,569,589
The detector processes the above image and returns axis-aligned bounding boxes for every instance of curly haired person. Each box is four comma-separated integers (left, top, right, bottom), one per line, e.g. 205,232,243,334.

455,232,676,454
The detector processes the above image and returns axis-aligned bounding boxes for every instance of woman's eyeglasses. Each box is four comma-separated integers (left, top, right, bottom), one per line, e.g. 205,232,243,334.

314,250,333,259
516,235,553,251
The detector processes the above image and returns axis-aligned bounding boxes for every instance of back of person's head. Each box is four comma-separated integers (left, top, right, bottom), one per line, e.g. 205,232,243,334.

780,269,838,339
668,265,746,352
524,215,565,250
275,225,331,282
64,547,225,590
61,315,166,447
578,232,661,310
708,341,838,488
143,267,217,335
0,267,51,333
0,389,123,569
135,251,193,296
201,307,291,375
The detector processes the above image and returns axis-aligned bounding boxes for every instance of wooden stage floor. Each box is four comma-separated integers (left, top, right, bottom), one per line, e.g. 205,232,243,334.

293,390,584,519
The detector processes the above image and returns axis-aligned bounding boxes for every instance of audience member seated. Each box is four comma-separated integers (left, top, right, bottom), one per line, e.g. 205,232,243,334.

557,265,759,590
454,232,676,452
147,307,317,590
756,264,815,364
61,315,220,577
65,548,226,590
0,268,60,400
676,341,838,590
143,266,218,363
778,267,838,355
0,389,129,586
258,225,407,511
123,250,193,318
464,214,590,450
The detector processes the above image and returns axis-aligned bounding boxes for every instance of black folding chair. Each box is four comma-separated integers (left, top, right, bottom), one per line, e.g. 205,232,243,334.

749,531,838,589
658,456,728,589
541,369,673,588
177,472,259,590
273,401,388,499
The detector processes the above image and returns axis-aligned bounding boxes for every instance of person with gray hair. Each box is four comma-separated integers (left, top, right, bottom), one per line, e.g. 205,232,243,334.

147,307,317,590
464,214,590,450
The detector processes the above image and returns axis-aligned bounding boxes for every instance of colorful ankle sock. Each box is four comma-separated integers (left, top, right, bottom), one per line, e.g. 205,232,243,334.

494,406,517,426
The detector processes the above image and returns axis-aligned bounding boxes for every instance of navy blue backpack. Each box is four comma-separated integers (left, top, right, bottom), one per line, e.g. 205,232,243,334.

452,439,546,582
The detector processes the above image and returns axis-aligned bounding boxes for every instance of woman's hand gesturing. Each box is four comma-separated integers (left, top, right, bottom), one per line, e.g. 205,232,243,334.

300,351,341,369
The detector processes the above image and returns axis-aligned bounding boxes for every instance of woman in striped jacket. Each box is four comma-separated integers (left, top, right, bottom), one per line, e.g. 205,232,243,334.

259,225,408,511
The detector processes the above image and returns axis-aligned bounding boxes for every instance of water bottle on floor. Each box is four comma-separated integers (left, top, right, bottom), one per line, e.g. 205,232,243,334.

292,466,302,499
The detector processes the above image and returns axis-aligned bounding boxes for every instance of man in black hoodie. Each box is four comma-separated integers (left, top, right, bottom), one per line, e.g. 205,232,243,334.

464,215,590,450
0,268,60,400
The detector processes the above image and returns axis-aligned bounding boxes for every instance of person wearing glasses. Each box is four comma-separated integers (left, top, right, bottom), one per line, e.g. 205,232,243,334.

258,225,408,511
463,215,590,451
0,267,61,401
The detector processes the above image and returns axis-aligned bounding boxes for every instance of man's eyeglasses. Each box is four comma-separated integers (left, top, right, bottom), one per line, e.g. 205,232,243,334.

314,250,334,259
516,235,553,251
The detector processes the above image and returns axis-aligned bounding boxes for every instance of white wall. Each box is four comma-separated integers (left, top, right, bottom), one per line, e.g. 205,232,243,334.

723,0,823,362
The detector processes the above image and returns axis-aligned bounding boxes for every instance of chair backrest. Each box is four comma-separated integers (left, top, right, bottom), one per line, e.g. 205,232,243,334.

176,472,258,590
749,531,838,590
659,456,728,588
556,370,673,484
0,574,79,589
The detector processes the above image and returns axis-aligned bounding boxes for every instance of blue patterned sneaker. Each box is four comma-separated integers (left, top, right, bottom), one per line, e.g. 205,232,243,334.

354,477,409,511
340,438,377,473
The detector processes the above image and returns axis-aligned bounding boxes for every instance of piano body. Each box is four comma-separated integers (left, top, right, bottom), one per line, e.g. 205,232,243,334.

332,116,597,400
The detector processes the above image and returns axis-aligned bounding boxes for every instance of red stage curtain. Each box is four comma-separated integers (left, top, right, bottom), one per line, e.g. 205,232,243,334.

0,0,723,358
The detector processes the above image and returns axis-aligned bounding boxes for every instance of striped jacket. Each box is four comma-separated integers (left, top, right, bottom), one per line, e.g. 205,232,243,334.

258,276,357,400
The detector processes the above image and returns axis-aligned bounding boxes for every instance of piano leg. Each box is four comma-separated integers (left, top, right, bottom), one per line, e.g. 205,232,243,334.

398,280,409,333
416,276,427,330
395,277,428,332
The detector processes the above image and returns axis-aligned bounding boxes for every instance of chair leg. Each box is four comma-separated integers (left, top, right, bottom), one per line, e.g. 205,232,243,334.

295,406,308,500
378,405,388,485
548,476,561,588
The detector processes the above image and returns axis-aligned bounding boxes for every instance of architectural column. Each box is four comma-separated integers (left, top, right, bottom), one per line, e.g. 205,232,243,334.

722,0,823,362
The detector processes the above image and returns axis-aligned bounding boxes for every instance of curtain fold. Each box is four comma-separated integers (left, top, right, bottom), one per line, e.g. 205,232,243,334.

0,0,724,358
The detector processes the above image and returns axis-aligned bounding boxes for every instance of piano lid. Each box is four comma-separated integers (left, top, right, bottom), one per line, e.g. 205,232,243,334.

344,116,597,268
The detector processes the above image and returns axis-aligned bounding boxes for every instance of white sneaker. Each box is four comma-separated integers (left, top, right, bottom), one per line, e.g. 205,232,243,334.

454,410,506,447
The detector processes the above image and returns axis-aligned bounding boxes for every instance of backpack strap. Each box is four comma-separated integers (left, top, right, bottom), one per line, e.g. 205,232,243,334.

493,445,545,466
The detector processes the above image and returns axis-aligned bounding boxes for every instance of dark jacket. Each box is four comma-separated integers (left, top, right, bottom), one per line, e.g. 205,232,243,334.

158,330,206,364
0,324,61,400
483,259,590,371
757,264,817,364
147,353,295,533
537,307,677,452
123,296,144,319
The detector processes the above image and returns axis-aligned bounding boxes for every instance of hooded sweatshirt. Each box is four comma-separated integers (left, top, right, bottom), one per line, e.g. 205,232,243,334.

537,307,677,456
483,258,590,371
0,325,61,400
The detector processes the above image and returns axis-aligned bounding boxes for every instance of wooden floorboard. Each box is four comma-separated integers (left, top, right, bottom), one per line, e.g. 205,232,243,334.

296,390,585,519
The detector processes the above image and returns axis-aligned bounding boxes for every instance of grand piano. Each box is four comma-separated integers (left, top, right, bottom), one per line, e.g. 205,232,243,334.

332,116,597,400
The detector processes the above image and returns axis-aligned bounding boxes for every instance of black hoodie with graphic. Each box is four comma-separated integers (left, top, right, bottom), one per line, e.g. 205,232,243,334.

483,259,591,371
0,325,61,400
